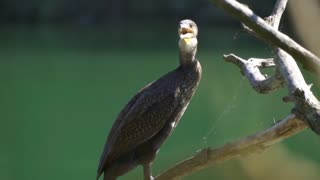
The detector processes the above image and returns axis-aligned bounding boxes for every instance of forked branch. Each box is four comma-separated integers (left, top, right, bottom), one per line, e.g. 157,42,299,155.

210,0,320,73
223,54,283,93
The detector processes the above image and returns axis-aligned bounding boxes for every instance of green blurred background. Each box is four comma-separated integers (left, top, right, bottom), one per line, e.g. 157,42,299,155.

1,0,320,180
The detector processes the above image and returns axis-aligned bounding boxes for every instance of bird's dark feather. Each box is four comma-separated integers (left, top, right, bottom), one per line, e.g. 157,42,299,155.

96,83,153,178
97,70,184,179
97,56,201,179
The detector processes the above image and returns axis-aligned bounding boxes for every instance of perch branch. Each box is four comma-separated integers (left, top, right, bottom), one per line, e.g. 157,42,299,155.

210,0,320,73
155,115,307,180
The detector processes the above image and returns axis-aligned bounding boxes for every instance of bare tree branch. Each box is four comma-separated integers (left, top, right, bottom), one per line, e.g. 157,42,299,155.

224,54,283,93
210,0,320,73
155,115,307,180
269,0,287,28
155,0,320,179
268,0,320,133
274,48,320,133
216,0,320,134
229,0,287,94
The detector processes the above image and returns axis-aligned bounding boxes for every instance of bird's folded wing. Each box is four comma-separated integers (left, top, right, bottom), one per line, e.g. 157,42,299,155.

108,91,177,161
97,83,153,177
97,88,178,176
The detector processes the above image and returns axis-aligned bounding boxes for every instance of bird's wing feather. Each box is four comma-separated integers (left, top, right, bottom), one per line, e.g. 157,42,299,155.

97,82,178,178
96,84,151,179
111,90,178,156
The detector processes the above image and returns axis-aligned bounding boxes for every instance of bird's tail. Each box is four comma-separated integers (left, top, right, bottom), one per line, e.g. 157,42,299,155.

96,172,116,180
103,174,116,180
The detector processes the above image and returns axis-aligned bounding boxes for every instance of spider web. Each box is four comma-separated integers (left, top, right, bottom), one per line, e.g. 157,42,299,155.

200,76,246,147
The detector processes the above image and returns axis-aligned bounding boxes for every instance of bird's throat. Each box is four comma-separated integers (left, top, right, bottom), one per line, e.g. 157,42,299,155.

179,37,197,65
183,38,192,44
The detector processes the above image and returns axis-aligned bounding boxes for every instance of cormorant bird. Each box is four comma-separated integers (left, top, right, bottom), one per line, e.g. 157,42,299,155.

97,19,202,180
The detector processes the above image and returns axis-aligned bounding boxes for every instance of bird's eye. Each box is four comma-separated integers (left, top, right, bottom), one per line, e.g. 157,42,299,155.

189,24,193,28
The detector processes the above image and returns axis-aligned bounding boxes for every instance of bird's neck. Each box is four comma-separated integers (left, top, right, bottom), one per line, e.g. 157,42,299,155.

179,38,198,66
179,50,196,65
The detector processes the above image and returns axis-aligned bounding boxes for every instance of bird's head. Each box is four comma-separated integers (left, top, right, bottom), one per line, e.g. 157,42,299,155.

178,19,198,38
178,19,198,63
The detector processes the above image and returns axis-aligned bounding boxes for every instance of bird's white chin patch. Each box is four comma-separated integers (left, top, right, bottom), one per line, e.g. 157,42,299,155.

179,37,198,53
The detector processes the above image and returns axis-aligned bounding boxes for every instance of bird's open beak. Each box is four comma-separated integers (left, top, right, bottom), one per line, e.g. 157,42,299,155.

179,24,194,39
179,27,194,36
